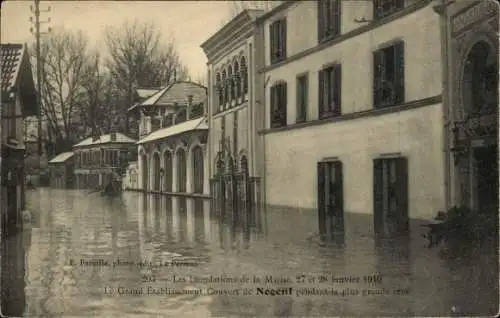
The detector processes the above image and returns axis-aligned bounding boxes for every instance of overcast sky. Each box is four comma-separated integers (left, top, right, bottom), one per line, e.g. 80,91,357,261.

1,1,235,81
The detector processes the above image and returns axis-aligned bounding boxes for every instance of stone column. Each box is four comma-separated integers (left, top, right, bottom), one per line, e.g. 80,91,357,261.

203,144,209,195
186,145,193,194
172,149,178,192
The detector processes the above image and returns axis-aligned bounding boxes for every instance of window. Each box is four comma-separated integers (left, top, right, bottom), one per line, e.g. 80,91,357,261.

373,0,405,20
216,73,223,113
177,148,187,192
318,0,341,42
175,109,187,124
240,57,248,95
319,64,341,118
270,82,287,128
151,116,161,132
373,41,405,107
296,74,308,123
222,70,228,105
190,103,204,119
228,66,234,102
233,61,241,98
269,19,287,64
373,157,409,238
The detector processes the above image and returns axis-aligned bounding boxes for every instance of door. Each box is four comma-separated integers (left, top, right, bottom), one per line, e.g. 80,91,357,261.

317,160,344,243
474,145,499,213
373,157,409,238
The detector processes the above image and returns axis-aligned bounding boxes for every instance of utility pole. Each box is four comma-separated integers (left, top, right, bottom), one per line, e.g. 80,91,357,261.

30,0,51,156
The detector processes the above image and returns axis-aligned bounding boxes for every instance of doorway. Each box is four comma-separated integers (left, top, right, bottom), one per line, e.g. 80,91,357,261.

317,160,345,243
474,145,499,213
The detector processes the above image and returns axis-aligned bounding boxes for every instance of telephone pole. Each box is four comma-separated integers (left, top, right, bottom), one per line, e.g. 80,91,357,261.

30,0,51,156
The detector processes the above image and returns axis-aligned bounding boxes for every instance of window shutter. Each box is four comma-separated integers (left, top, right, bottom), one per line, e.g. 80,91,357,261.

373,49,384,107
269,23,275,63
333,161,344,233
373,0,380,20
282,82,288,126
317,0,325,41
394,41,405,104
318,70,324,117
333,0,341,36
395,157,409,235
270,86,276,127
281,19,287,59
333,64,342,115
296,78,301,120
317,162,327,239
373,159,384,237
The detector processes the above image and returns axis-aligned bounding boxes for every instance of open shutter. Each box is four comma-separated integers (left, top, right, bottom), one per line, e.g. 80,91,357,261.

269,23,275,63
333,0,341,36
333,64,342,115
317,0,325,41
282,83,288,126
281,19,287,59
395,157,409,235
270,86,276,127
318,70,324,118
394,41,405,104
373,49,384,107
373,159,384,237
333,161,344,233
317,162,327,239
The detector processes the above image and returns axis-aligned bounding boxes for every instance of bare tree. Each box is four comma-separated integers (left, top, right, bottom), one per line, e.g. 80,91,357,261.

32,28,94,154
103,19,189,117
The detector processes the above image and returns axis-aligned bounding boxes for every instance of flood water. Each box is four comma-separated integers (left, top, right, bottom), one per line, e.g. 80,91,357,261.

16,188,498,317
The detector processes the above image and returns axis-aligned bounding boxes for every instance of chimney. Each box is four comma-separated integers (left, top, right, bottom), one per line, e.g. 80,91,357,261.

110,132,117,141
187,95,193,120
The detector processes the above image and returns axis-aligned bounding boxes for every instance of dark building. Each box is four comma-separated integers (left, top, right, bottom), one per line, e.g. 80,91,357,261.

1,43,37,317
48,152,75,188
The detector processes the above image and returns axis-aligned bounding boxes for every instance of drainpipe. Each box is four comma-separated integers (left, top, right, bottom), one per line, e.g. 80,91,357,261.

435,0,451,212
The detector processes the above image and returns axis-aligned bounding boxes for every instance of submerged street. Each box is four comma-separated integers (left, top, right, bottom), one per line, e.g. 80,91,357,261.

20,188,497,317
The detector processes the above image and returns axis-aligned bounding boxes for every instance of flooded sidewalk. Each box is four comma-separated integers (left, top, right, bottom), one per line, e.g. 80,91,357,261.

18,188,498,317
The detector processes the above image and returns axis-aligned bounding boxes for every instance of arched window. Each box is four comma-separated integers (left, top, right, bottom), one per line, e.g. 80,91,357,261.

141,154,148,191
176,148,187,192
192,145,204,194
463,41,498,116
163,151,173,192
240,56,248,95
228,65,234,101
152,153,161,191
216,73,223,111
233,61,240,98
221,69,227,105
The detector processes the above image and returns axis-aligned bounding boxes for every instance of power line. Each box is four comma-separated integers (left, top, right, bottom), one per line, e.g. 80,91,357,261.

29,0,51,156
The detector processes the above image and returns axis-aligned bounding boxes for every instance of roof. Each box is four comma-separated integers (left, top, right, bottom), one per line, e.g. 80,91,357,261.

48,152,74,164
1,43,37,115
128,81,207,113
137,117,208,145
136,88,161,99
1,43,24,94
73,132,137,148
201,9,264,53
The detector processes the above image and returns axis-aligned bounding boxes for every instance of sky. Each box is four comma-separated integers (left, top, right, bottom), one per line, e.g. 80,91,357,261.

1,0,236,81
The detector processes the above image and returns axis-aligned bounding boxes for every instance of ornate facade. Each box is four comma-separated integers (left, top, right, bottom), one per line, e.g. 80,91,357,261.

201,9,265,210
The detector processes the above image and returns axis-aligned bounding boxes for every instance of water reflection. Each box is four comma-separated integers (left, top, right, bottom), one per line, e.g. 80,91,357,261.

21,189,499,317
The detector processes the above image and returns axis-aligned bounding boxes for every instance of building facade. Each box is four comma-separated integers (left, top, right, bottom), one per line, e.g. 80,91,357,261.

256,0,449,240
1,43,37,317
201,9,265,209
48,152,75,188
135,81,209,196
436,0,499,215
73,132,137,189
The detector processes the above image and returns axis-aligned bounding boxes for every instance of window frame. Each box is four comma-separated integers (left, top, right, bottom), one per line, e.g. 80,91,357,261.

373,0,405,20
318,63,342,119
270,81,288,128
269,18,287,65
373,40,405,108
317,0,341,43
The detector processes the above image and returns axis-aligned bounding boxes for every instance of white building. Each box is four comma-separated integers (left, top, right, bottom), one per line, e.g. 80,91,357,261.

135,81,209,197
